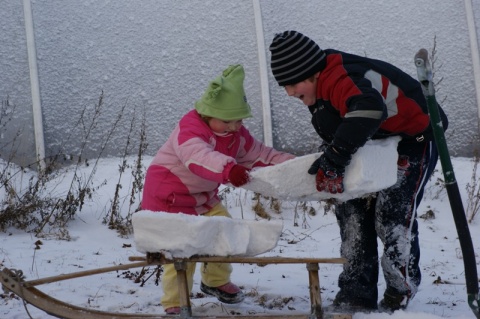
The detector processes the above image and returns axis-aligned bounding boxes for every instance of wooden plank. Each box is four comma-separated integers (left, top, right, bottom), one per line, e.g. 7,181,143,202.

174,261,193,317
129,254,347,265
22,261,150,287
306,263,323,317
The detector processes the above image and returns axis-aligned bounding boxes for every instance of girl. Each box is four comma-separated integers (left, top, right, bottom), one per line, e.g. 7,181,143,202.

141,64,294,315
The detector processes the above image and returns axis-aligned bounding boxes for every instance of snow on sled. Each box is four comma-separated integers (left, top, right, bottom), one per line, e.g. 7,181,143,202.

132,210,283,258
243,137,400,201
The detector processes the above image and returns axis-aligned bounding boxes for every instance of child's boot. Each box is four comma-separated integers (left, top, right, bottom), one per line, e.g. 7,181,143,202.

200,282,245,304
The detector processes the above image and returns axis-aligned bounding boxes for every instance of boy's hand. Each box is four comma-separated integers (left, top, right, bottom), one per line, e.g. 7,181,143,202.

229,165,251,187
308,154,345,194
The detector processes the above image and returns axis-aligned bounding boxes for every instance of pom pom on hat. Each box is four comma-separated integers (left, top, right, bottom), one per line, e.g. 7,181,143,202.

195,64,252,121
269,30,326,86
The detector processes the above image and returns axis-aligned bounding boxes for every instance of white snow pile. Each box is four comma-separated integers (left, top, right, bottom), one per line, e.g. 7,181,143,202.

132,210,283,258
244,137,401,201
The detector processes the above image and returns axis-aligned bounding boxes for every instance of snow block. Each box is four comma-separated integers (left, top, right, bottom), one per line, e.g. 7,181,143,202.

244,137,401,202
132,210,283,258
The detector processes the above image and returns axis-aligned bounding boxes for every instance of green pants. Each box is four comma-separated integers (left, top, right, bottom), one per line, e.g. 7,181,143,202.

161,203,233,309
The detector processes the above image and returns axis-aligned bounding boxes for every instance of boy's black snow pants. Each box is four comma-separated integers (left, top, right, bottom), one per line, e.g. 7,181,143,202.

334,139,438,309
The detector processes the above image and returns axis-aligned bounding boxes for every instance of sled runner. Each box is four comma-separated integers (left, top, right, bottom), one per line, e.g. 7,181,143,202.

1,253,351,319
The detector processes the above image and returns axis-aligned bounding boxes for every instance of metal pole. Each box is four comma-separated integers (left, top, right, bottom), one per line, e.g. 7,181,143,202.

253,0,273,147
23,0,46,170
464,0,480,125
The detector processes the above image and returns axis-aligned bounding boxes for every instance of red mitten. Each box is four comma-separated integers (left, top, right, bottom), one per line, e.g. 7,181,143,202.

228,165,251,187
315,168,345,194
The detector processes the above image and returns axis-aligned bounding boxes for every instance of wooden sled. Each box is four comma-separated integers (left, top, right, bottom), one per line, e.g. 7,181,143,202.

1,253,352,319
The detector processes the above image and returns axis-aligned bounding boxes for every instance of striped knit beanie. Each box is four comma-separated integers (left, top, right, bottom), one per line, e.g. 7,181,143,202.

269,30,326,86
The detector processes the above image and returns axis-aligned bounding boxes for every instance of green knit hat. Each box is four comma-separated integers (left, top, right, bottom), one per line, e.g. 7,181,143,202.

195,64,252,121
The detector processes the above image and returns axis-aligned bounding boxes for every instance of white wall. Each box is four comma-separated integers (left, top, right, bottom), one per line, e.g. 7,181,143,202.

1,0,478,167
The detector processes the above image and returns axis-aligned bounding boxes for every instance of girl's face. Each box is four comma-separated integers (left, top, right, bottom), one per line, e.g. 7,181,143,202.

284,74,318,106
208,118,243,134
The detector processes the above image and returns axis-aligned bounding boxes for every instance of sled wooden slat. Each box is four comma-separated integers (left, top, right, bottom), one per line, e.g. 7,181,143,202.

1,254,351,319
22,255,346,288
129,253,347,265
23,261,151,287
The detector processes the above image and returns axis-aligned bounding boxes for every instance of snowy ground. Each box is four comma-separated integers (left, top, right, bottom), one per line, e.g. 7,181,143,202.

1,156,479,319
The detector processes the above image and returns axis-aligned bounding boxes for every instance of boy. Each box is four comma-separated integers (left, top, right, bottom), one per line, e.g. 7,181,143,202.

269,30,448,312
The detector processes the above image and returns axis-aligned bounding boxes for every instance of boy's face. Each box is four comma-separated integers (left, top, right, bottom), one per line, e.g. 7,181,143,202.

208,118,243,134
284,75,318,106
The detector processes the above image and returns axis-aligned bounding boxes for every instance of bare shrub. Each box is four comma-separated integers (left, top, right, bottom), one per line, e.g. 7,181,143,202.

105,104,148,236
0,92,147,238
466,149,480,223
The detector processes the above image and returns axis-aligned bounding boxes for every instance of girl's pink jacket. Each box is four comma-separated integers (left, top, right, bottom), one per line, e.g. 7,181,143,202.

141,110,294,215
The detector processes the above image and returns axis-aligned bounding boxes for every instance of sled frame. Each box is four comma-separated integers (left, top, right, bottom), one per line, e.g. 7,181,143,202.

1,253,351,319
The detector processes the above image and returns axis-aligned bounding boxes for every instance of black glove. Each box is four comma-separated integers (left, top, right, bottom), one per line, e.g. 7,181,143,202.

308,145,352,194
317,142,330,153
